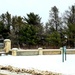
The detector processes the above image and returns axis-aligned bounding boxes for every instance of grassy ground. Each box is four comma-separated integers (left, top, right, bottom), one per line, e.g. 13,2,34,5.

0,65,62,75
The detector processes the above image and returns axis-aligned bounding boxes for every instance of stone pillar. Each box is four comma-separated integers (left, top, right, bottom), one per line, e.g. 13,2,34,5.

4,39,11,53
38,47,43,55
12,48,18,56
60,47,63,54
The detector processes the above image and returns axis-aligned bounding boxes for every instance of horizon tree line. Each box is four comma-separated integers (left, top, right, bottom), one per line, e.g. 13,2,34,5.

0,4,75,49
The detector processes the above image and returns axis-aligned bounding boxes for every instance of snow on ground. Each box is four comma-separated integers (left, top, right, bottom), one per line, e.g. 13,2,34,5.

0,54,75,75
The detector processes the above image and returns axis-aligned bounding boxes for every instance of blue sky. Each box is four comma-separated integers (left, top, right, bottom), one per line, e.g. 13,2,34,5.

0,0,75,24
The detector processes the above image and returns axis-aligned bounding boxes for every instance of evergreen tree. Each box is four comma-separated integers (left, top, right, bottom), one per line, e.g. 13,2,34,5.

64,5,75,48
45,6,62,47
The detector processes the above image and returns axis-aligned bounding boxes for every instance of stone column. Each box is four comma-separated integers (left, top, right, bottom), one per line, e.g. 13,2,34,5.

38,47,43,55
12,48,18,56
4,39,11,53
60,47,63,54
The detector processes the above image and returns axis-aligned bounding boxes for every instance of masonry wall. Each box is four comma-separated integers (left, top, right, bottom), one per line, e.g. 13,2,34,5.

10,48,75,56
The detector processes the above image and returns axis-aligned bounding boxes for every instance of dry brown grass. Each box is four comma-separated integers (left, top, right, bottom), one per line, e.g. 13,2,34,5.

0,65,62,75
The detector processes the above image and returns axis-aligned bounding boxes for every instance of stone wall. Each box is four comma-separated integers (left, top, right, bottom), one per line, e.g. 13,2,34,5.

10,48,61,56
1,39,75,56
10,48,75,56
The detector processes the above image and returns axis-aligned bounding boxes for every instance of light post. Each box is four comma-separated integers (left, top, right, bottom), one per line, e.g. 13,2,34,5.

62,35,67,62
74,42,75,48
74,36,75,48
